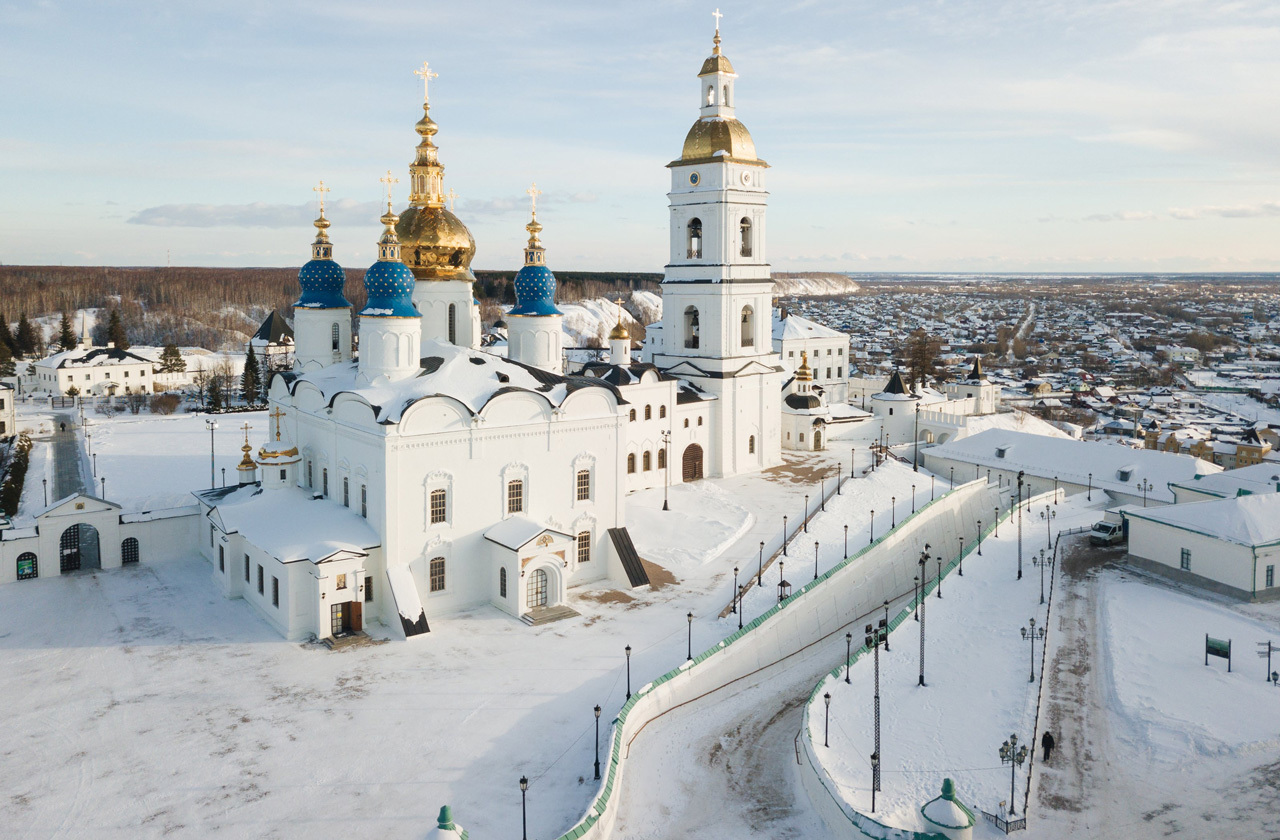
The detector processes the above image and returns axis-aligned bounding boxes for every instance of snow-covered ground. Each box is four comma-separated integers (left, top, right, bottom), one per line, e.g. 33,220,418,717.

808,494,1098,829
0,438,911,839
1196,390,1280,426
85,411,268,511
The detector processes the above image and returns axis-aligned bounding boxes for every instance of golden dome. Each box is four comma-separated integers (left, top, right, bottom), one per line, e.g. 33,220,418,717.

699,53,735,77
609,322,630,341
395,205,476,281
678,116,761,164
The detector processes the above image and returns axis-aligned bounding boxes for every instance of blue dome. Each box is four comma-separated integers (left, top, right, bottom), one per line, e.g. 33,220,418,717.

361,260,420,318
510,264,563,316
296,258,351,309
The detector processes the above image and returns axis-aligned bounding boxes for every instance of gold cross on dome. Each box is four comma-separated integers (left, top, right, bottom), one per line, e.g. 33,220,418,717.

712,8,723,30
268,406,286,441
241,421,253,445
379,170,399,208
527,182,542,214
312,180,329,215
446,187,458,211
414,61,438,104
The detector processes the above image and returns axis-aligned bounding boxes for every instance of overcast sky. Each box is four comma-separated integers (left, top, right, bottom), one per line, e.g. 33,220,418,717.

2,0,1279,272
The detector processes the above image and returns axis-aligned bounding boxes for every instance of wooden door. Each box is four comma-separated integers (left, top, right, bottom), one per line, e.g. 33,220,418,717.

349,601,362,632
682,444,704,482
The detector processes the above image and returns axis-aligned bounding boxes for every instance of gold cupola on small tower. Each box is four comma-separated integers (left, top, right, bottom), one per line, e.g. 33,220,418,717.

395,61,477,282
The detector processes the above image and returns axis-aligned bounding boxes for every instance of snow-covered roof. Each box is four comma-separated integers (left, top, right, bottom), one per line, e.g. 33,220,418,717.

925,428,1220,503
483,516,571,551
1125,493,1280,548
1170,460,1280,499
291,338,619,424
41,346,152,369
772,311,846,342
197,484,379,562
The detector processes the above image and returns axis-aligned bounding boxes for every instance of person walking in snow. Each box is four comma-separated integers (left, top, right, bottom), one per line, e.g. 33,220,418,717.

1041,730,1055,761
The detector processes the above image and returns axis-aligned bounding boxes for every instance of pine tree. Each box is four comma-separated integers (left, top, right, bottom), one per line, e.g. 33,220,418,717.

209,376,224,412
0,314,15,354
58,313,76,350
0,339,15,378
159,344,186,373
241,345,261,405
14,315,37,357
107,309,130,350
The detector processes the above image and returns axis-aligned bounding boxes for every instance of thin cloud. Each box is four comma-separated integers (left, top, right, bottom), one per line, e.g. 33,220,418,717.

128,198,384,228
1169,200,1280,220
1082,211,1157,222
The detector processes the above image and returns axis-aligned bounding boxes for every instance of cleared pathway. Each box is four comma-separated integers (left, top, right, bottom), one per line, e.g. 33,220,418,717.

49,413,88,500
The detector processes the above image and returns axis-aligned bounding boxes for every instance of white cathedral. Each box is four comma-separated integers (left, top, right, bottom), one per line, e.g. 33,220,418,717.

194,29,803,642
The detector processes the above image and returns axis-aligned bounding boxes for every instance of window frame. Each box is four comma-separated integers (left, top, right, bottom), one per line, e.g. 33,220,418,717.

429,556,447,593
507,479,524,515
577,531,591,564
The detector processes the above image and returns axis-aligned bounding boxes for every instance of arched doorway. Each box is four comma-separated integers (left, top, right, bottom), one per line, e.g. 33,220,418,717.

527,568,548,608
59,523,101,573
813,430,823,450
121,537,140,565
682,444,704,482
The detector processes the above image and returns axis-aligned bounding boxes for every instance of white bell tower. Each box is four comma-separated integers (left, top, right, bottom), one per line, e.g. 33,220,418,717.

652,17,783,478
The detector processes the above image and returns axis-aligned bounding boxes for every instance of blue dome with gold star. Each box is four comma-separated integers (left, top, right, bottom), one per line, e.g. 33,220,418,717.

361,208,420,319
296,211,351,309
509,211,563,317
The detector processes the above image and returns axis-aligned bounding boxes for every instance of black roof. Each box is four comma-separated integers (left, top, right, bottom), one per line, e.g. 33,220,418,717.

253,309,294,345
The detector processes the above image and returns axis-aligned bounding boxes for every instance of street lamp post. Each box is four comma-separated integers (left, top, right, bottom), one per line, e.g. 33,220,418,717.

593,705,602,780
843,524,848,558
999,735,1029,815
42,478,47,506
994,506,1000,538
93,452,97,476
1034,549,1047,605
950,466,954,488
958,535,965,576
1139,478,1152,507
917,549,928,686
821,479,826,512
823,691,831,747
870,753,881,813
661,430,671,511
782,515,789,556
1021,617,1046,682
914,403,920,472
977,520,983,556
686,611,693,661
891,497,896,529
205,418,218,489
865,619,888,792
1053,475,1059,501
913,575,920,622
100,476,105,498
837,463,842,495
813,541,820,581
931,474,935,500
731,565,739,615
804,495,809,533
912,484,916,513
936,556,943,598
845,631,853,684
882,600,890,651
1087,472,1093,501
758,540,764,588
1016,471,1025,581
520,776,529,840
625,645,632,699
1040,505,1056,550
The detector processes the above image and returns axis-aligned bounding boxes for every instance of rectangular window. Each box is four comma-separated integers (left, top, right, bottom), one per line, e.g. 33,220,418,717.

364,577,373,602
244,555,250,583
1180,548,1191,571
280,468,286,481
577,531,591,564
210,525,215,547
272,577,279,607
361,485,367,518
429,557,446,592
837,366,843,378
507,480,524,514
218,546,224,572
343,477,349,507
323,468,328,497
257,565,264,594
336,573,347,590
826,368,832,379
307,461,313,487
1267,565,1275,588
576,469,591,501
430,489,447,524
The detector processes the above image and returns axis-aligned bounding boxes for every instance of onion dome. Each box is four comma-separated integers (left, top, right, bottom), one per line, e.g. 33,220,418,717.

296,203,351,310
785,392,823,410
608,297,630,341
674,28,764,166
395,89,477,282
361,204,420,319
796,350,813,382
509,207,562,317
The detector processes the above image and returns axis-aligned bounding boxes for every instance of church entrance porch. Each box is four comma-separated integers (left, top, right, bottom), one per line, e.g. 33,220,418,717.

527,568,548,609
59,523,101,573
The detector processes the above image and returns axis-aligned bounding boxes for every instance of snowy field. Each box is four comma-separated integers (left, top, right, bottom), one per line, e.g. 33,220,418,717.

84,411,268,511
0,427,940,840
808,494,1099,829
1196,390,1280,426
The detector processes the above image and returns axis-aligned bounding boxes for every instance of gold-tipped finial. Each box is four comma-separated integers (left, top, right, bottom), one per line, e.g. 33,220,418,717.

379,170,399,214
797,350,813,381
312,180,330,216
446,187,458,211
268,407,286,442
311,180,331,243
609,296,630,341
526,182,542,216
238,422,255,468
414,60,438,106
712,8,723,53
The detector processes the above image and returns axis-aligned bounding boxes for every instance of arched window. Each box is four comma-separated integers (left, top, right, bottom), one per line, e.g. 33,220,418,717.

698,416,703,426
528,568,548,607
629,408,637,422
659,405,667,419
643,451,652,471
506,480,524,514
500,566,507,599
687,218,703,260
16,552,37,580
645,404,652,420
724,84,731,106
429,557,446,592
121,537,139,565
741,305,755,347
430,488,447,524
740,217,752,257
748,435,756,454
448,303,457,345
577,531,591,564
657,448,667,469
684,306,700,349
627,453,636,474
331,322,340,352
706,85,715,106
576,469,591,501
